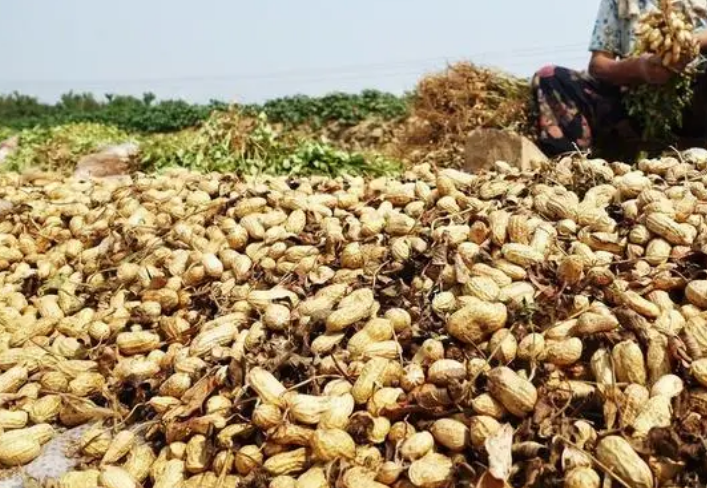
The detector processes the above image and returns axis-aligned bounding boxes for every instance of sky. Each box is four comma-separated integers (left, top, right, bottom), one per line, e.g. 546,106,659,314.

0,0,601,104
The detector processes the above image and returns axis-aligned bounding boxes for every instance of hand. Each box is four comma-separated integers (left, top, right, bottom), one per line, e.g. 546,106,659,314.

638,54,674,85
665,52,692,73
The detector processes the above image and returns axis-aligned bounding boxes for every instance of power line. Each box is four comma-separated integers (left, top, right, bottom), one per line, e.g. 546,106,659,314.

0,44,589,86
234,56,591,86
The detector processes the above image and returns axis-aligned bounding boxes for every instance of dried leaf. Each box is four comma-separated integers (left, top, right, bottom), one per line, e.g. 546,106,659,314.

165,415,216,443
561,446,592,471
148,276,168,290
476,471,509,488
431,243,449,266
454,253,471,284
164,373,218,421
485,423,513,481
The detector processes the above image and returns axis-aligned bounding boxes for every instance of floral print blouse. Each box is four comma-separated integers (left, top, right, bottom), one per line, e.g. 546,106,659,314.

590,0,707,57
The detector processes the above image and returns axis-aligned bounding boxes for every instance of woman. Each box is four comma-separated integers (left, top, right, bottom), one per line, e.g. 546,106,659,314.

532,0,707,157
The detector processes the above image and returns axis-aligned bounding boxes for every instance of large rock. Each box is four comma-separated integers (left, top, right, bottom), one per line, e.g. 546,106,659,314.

463,128,547,173
73,142,139,179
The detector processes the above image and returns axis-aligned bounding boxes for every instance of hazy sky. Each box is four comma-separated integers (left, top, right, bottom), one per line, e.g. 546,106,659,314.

1,0,600,104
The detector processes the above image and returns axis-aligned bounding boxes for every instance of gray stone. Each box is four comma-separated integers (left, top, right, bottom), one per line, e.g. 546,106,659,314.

463,128,547,173
74,141,139,179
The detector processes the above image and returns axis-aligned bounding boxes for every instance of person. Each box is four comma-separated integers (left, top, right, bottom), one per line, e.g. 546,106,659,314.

531,0,707,158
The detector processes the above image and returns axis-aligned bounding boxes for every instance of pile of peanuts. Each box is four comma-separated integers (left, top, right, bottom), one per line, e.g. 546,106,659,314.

3,149,707,487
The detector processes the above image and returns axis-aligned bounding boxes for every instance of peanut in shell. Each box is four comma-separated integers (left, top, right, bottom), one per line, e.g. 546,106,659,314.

430,418,469,451
487,366,537,417
446,302,507,345
235,445,263,475
99,466,138,488
351,357,390,404
0,430,41,466
400,431,434,461
488,328,518,363
408,452,454,488
427,359,466,386
596,436,653,488
471,393,508,419
311,428,355,461
631,394,672,437
296,466,328,488
469,415,501,448
248,367,287,407
564,467,600,488
123,442,156,482
686,280,707,308
517,333,545,361
542,338,583,366
263,448,308,476
613,341,647,385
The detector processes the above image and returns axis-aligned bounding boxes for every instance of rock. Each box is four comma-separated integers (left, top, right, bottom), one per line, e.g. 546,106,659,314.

0,136,19,166
73,142,139,179
24,425,91,482
463,128,547,173
74,153,132,179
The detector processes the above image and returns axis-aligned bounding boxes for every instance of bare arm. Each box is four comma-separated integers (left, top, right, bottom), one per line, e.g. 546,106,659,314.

588,51,649,85
588,51,672,86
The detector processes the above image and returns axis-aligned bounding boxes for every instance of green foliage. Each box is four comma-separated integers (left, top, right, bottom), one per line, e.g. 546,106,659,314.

0,127,15,142
2,110,400,177
280,141,400,177
0,92,49,121
623,74,695,141
140,111,401,177
4,123,132,172
0,90,409,135
0,92,216,133
244,90,410,127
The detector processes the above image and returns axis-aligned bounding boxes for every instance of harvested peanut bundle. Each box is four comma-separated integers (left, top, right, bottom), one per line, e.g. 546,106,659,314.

2,150,707,487
635,0,700,67
625,0,703,140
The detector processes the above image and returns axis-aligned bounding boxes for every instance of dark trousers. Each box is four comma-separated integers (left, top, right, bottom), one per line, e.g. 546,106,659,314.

531,65,707,158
